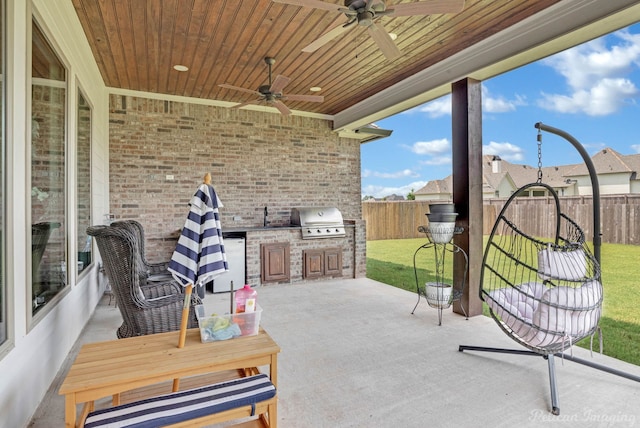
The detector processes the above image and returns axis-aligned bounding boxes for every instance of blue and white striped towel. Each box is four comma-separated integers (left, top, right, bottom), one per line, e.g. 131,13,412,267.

168,183,228,287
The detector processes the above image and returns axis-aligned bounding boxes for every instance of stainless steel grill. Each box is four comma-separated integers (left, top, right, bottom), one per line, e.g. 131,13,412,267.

290,207,346,239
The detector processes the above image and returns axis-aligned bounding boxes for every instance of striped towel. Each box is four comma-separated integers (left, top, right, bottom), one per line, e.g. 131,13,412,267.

168,184,228,287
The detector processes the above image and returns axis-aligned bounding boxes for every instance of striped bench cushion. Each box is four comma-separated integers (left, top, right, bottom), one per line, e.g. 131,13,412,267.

84,374,276,428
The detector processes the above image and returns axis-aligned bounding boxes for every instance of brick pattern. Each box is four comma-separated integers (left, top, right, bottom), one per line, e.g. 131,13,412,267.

77,98,92,252
243,227,357,286
32,85,66,269
108,95,366,285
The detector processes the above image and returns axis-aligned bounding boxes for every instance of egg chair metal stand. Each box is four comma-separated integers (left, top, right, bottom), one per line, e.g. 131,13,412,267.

459,122,640,415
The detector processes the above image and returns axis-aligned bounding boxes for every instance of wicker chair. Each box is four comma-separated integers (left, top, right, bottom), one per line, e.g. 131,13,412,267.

111,219,171,277
87,225,201,338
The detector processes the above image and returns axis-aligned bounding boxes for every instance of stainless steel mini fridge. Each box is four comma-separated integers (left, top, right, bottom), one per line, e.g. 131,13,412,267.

213,236,245,292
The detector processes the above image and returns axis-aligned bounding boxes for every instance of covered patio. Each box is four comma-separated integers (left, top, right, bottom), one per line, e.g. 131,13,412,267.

30,278,640,427
3,1,640,426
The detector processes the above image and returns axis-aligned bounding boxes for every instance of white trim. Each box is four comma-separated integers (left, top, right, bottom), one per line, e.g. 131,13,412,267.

108,87,335,121
334,0,640,131
29,12,72,326
32,76,65,88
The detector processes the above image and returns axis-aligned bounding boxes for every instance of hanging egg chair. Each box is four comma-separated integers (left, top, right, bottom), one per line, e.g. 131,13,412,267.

482,181,602,354
459,123,640,416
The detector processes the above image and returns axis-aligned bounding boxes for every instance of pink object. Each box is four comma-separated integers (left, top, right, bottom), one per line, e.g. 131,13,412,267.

235,284,257,314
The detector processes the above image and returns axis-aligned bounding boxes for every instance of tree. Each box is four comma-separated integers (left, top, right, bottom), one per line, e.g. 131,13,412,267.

407,188,415,200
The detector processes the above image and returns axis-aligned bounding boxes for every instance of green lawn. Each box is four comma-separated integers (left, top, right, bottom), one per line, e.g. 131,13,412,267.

366,238,640,366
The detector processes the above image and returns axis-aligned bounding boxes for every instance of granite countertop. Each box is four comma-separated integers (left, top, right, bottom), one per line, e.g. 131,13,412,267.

224,225,300,233
224,220,356,234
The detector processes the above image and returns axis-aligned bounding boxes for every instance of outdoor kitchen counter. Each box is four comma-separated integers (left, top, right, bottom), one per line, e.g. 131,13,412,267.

224,226,301,232
221,221,359,286
224,220,356,233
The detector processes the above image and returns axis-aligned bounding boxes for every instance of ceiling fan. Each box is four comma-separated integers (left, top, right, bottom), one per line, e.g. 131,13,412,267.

272,0,465,60
219,57,324,116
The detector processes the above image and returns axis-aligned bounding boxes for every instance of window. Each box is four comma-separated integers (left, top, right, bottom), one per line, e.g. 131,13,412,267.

31,20,67,315
76,90,91,276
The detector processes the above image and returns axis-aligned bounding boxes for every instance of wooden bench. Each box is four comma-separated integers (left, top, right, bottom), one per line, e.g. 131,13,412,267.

83,374,277,427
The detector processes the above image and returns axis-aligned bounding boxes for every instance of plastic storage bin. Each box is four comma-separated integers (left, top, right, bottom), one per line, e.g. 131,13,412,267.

195,304,262,342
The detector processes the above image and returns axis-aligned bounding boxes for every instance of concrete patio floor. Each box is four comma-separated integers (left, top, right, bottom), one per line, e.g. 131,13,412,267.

30,278,640,427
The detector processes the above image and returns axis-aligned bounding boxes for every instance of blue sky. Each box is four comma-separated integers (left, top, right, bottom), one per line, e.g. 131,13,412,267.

361,23,640,199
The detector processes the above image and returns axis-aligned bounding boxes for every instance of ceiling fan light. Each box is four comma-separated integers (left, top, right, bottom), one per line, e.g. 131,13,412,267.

357,10,374,27
173,64,189,72
310,87,322,92
388,33,398,41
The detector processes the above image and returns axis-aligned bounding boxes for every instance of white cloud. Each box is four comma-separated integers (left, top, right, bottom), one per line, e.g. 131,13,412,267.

408,139,451,165
483,141,525,162
630,144,640,153
539,30,640,116
482,86,527,113
362,181,428,199
361,168,419,179
411,139,450,155
544,32,640,89
415,97,451,118
539,78,637,115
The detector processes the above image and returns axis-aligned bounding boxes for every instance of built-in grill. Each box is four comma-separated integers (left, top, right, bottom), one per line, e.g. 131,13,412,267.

290,207,346,239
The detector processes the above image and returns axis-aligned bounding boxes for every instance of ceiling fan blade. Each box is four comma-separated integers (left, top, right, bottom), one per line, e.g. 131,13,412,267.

271,0,342,12
283,94,324,102
270,75,291,94
219,83,261,97
364,0,375,12
231,99,261,109
368,22,402,61
272,100,292,116
386,0,465,17
302,20,356,53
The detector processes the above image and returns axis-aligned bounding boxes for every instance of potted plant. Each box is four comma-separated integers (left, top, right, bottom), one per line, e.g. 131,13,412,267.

425,282,453,309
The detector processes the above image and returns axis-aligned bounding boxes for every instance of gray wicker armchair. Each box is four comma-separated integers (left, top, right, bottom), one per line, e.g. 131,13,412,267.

87,225,201,338
111,219,171,278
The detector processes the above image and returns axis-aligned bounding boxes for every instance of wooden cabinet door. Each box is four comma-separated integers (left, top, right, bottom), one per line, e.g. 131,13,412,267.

303,249,324,279
303,247,342,278
324,248,343,277
261,242,290,283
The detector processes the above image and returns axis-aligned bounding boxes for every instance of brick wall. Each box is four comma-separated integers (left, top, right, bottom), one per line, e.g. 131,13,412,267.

108,95,366,282
32,85,66,269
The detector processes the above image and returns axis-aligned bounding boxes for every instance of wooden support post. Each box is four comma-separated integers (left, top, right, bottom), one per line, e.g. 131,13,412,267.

452,78,484,317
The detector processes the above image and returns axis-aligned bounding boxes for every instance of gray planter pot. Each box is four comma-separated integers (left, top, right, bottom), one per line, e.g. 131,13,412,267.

428,203,456,214
426,212,458,223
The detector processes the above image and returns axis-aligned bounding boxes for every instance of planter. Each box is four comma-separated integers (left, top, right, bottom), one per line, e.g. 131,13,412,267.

425,282,453,309
428,222,456,243
426,212,458,223
428,203,455,214
426,209,458,243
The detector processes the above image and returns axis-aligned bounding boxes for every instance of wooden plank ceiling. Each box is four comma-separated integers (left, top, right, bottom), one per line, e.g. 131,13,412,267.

70,0,560,116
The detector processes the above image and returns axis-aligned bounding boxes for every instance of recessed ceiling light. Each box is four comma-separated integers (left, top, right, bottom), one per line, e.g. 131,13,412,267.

310,87,322,92
389,33,398,41
173,65,189,72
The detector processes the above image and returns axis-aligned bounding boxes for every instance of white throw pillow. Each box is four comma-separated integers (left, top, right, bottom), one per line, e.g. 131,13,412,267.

537,247,587,281
530,280,602,348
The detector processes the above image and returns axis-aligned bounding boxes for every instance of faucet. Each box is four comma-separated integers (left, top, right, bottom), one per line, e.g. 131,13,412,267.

263,206,270,227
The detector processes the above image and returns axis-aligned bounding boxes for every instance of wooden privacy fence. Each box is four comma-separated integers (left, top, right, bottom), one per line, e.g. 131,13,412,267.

362,195,640,245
